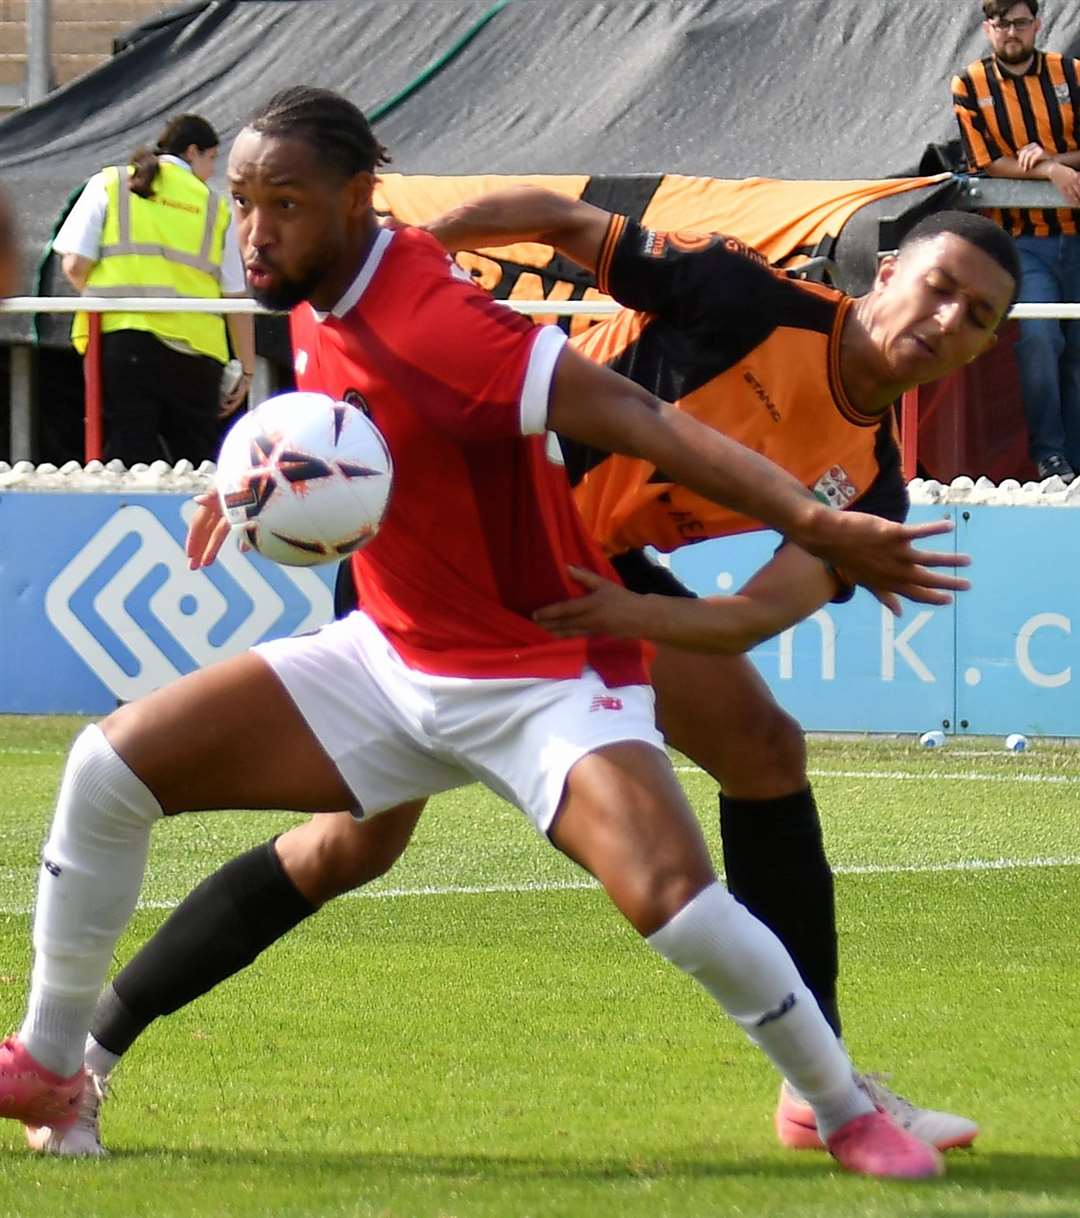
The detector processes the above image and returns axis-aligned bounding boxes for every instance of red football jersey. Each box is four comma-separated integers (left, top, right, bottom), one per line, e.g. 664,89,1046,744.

289,224,650,685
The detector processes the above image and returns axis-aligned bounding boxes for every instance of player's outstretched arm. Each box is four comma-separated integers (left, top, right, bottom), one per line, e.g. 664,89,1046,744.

547,346,970,607
536,547,839,653
424,186,611,274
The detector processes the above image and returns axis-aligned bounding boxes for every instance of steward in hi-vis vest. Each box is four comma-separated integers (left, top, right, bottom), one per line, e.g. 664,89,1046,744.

52,113,254,466
71,159,231,363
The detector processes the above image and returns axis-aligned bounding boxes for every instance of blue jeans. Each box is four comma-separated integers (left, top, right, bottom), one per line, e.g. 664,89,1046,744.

1014,233,1080,466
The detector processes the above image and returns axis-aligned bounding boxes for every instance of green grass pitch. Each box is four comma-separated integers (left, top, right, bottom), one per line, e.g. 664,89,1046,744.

0,715,1077,1217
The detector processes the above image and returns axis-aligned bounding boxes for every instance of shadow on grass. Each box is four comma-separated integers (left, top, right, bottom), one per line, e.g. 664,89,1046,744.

100,1146,827,1181
94,1145,1077,1194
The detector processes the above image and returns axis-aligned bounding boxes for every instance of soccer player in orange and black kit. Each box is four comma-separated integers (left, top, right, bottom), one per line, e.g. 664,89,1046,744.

32,182,1017,1158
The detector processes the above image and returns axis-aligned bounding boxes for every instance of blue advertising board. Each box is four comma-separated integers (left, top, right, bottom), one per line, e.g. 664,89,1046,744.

1,492,1077,735
0,493,333,713
668,503,1078,737
954,506,1077,737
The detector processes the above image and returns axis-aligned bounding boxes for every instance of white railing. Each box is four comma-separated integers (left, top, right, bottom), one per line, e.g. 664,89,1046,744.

0,296,624,462
0,297,619,316
0,295,1071,317
3,295,1078,464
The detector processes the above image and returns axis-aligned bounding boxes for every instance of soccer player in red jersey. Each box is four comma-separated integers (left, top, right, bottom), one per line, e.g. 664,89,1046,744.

58,193,1015,1159
3,88,968,1177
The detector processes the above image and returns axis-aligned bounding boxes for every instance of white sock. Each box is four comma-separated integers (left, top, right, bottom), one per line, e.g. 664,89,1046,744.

647,882,872,1141
83,1034,121,1080
20,725,162,1077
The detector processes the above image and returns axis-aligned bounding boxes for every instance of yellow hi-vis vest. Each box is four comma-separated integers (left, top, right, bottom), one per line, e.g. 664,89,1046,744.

72,160,231,363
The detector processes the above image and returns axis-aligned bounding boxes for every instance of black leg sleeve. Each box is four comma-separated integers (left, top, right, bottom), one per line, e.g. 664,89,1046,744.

91,839,317,1055
719,787,842,1037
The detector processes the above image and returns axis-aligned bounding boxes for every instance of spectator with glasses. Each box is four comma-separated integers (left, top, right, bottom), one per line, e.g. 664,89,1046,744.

952,1,1080,484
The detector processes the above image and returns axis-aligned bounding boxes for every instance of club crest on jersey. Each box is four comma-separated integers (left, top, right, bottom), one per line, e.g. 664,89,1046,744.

813,465,858,508
1056,82,1071,104
294,349,309,375
590,694,623,712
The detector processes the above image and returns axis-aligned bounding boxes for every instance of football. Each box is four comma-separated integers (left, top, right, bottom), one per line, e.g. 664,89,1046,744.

215,391,393,567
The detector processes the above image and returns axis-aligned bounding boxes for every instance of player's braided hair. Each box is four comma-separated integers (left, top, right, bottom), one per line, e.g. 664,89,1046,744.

129,114,219,198
246,87,390,179
900,209,1022,311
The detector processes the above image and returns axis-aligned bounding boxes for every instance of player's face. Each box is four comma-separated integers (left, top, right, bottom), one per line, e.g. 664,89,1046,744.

228,129,375,312
870,234,1014,385
984,4,1039,66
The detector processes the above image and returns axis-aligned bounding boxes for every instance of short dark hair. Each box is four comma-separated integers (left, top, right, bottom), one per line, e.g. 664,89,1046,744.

129,113,219,198
982,0,1037,20
900,209,1021,311
246,86,390,181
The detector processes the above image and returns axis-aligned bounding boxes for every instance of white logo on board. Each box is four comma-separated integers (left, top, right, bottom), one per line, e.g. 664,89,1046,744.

45,504,332,702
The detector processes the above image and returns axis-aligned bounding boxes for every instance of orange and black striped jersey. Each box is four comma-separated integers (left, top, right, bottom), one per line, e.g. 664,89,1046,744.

951,51,1080,237
561,216,905,557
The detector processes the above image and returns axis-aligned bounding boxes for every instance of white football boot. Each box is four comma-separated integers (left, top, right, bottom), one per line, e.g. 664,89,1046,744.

25,1070,108,1157
776,1072,979,1152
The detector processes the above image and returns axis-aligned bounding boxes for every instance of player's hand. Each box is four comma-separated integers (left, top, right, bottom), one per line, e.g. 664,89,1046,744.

789,510,969,611
1047,161,1080,206
534,566,656,638
1018,142,1049,172
186,491,233,569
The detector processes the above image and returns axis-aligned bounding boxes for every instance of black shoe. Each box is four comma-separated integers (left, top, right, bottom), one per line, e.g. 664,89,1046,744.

1036,454,1076,484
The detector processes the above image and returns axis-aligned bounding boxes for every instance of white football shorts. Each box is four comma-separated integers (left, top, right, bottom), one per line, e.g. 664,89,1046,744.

253,609,664,834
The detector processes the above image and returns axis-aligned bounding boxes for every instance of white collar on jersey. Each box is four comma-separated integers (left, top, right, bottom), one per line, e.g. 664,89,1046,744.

312,224,395,322
158,154,197,174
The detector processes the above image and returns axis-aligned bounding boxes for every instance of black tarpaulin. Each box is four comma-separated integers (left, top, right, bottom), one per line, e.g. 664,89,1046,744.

3,0,1079,297
0,0,1067,470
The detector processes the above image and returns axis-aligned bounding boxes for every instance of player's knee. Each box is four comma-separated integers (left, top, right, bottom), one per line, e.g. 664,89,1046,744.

61,724,163,836
614,861,716,938
279,812,411,904
720,701,806,792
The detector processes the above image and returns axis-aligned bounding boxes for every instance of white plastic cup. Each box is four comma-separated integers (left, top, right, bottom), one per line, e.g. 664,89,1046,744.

919,730,946,749
1004,733,1028,753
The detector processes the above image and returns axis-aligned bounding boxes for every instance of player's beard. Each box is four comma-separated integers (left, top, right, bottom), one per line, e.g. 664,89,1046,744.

249,263,327,312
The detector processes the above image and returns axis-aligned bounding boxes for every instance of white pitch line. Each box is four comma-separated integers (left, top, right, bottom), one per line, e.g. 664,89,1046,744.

809,767,1080,786
340,855,1080,894
831,855,1080,876
672,764,1080,786
0,856,1077,917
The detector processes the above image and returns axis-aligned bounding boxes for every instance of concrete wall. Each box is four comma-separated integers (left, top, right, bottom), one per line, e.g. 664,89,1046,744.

0,0,167,98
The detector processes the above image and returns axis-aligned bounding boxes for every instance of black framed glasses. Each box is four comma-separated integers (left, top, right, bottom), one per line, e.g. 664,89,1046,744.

988,17,1035,31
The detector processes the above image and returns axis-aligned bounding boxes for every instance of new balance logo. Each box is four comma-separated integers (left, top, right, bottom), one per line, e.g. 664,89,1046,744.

590,695,624,711
756,992,797,1027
